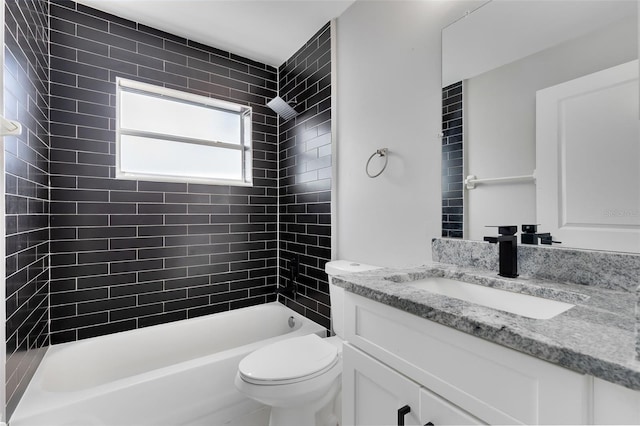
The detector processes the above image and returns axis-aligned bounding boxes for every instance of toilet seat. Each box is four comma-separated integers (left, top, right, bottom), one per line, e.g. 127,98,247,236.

238,334,339,385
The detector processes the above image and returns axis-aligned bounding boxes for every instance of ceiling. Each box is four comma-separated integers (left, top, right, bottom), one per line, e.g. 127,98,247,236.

75,0,356,68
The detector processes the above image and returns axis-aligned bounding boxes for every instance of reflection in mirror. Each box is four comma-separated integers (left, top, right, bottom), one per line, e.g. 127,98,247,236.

441,0,639,253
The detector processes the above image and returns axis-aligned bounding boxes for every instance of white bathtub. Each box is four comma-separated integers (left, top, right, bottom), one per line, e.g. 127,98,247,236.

10,302,325,426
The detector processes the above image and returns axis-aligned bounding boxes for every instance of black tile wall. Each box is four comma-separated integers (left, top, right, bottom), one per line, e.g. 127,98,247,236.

442,82,463,238
3,4,333,416
48,1,280,344
277,23,332,329
4,0,50,417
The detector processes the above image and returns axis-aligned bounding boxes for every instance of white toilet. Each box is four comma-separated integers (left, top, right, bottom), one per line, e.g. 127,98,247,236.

234,260,380,426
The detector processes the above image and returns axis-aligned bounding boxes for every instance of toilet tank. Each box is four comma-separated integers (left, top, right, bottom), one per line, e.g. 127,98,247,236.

325,260,381,338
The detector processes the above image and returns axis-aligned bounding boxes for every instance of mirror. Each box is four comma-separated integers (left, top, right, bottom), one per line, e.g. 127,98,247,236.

441,0,639,253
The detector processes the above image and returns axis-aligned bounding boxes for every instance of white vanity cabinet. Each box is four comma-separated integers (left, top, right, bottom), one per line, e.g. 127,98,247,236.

343,343,422,426
343,343,484,425
592,378,640,424
342,292,640,425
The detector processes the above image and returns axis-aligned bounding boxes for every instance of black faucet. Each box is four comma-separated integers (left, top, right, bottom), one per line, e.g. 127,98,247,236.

521,224,562,245
484,225,518,278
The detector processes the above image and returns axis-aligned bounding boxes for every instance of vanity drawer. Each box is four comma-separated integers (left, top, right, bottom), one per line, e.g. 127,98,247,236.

344,292,589,425
420,386,486,425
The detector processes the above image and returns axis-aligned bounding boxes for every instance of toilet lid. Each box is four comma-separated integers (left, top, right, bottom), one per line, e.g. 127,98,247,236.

238,334,338,384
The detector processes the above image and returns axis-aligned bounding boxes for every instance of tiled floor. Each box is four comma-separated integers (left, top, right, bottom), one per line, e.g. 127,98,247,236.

184,400,270,426
221,406,270,426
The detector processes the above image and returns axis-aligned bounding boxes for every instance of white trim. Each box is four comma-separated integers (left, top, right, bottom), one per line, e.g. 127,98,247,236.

330,19,338,261
115,171,253,187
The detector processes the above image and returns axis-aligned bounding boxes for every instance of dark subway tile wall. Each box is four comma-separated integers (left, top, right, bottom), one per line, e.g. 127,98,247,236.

442,82,463,239
277,23,332,329
48,1,279,344
4,0,50,417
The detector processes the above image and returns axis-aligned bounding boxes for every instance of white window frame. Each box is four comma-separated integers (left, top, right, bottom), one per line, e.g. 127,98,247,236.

116,78,253,186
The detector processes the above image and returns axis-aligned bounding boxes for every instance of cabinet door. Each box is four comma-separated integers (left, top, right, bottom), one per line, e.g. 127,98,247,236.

592,378,640,425
420,387,486,426
343,344,421,426
536,59,640,252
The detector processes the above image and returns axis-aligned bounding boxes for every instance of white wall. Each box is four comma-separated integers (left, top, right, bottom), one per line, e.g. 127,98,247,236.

334,1,474,268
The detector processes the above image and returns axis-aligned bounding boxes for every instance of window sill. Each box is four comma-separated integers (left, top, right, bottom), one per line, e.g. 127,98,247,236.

116,171,253,187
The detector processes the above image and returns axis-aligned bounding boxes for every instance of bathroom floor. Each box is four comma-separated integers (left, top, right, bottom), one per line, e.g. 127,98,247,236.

150,398,270,426
195,402,270,426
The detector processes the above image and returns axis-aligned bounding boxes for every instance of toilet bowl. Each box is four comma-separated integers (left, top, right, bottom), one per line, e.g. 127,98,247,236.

234,260,381,426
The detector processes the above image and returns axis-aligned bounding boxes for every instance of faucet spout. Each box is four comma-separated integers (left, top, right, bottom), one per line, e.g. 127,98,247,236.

484,225,518,278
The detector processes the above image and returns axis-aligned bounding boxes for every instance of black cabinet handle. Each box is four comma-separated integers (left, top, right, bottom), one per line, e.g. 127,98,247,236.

397,405,411,426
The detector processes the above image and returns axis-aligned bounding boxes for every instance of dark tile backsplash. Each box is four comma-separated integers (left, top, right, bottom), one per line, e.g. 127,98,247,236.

277,23,332,330
48,0,280,344
4,0,50,417
442,81,463,239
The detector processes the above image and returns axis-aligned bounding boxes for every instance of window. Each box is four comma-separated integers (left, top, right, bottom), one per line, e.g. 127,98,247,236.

116,78,252,186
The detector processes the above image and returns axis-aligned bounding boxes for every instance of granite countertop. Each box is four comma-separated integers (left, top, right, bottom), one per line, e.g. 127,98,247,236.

333,262,640,391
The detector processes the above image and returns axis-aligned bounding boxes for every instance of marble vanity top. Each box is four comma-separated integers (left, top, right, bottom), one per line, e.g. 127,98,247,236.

332,263,640,391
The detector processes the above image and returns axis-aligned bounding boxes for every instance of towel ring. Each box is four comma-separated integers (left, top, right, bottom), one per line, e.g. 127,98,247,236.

366,148,388,178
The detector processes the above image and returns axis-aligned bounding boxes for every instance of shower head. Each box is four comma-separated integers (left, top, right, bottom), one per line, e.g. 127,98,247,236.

267,96,298,121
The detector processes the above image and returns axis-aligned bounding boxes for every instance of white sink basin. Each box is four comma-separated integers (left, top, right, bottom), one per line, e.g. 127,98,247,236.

406,277,575,319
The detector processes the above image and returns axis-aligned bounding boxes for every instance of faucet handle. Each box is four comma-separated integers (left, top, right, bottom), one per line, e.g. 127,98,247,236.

499,226,517,236
540,235,562,245
485,225,518,236
483,236,499,244
519,224,563,245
